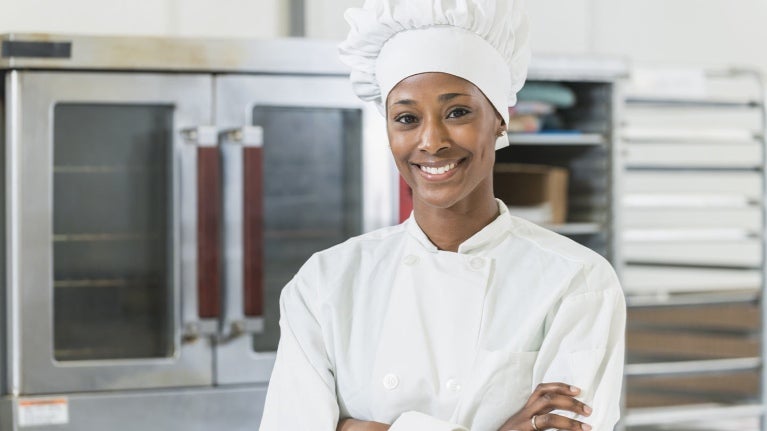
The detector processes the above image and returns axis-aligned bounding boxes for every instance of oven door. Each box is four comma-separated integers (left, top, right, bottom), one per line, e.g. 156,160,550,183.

8,71,215,394
213,74,396,384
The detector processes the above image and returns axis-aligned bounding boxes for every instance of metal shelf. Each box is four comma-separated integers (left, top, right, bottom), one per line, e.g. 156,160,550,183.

54,165,162,174
624,403,764,427
53,233,160,242
624,228,760,242
626,97,761,109
625,357,761,377
626,291,760,308
507,132,606,146
543,222,603,235
54,277,161,288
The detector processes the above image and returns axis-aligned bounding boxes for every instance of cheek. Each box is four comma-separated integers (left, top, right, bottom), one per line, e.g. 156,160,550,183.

387,127,410,157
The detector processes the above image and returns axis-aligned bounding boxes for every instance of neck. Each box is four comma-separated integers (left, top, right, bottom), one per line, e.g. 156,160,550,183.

413,194,499,252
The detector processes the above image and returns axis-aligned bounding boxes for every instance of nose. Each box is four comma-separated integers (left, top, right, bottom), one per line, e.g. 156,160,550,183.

417,116,451,154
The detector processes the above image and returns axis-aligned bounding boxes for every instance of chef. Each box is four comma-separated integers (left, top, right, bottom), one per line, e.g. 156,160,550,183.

259,0,626,430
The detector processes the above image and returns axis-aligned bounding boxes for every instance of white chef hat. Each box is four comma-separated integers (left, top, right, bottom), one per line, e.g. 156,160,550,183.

338,0,531,150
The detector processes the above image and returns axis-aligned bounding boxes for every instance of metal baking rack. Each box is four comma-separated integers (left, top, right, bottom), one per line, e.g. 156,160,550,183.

619,68,766,431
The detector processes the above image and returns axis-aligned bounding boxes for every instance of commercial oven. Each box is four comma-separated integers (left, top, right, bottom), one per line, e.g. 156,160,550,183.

0,34,397,430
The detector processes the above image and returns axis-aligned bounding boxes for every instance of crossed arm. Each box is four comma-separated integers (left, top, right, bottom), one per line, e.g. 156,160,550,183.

337,383,593,431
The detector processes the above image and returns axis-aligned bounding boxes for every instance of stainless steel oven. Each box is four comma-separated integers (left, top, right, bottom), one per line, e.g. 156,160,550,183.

0,34,397,430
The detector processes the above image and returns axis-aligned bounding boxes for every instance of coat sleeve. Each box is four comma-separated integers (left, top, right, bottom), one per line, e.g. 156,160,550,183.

532,259,627,430
259,255,341,430
259,256,469,431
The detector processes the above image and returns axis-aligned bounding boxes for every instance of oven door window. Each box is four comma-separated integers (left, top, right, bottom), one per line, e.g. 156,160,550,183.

253,106,363,352
52,103,173,361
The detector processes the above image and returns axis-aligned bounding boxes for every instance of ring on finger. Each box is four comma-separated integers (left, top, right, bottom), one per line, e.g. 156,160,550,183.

531,415,540,431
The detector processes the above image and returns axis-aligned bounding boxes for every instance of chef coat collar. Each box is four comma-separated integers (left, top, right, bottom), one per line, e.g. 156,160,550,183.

404,199,513,254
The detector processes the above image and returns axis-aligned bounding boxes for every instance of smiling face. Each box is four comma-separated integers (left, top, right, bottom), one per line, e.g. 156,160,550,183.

386,72,503,211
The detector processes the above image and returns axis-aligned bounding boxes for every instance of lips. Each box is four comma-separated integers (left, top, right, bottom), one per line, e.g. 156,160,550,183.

420,162,458,175
411,158,465,179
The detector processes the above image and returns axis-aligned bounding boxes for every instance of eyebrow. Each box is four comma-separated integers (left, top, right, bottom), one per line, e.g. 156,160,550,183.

438,92,471,102
392,99,416,106
390,92,472,107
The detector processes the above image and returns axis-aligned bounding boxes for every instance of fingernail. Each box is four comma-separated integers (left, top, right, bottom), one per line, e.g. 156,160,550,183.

584,405,593,415
582,424,592,431
570,385,581,393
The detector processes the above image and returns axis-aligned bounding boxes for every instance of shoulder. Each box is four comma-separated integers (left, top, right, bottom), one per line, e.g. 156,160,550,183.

289,222,408,296
314,222,408,264
504,215,621,296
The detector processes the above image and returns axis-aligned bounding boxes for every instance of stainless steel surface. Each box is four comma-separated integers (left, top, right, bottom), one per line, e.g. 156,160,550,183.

528,55,629,82
0,34,630,84
0,74,5,397
213,74,395,235
13,71,213,393
0,385,268,430
289,0,306,37
219,126,265,340
181,126,218,147
0,399,11,429
180,126,218,340
5,71,20,396
0,34,348,74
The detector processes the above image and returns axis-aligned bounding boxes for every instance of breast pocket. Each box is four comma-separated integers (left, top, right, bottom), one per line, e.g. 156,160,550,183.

470,350,539,431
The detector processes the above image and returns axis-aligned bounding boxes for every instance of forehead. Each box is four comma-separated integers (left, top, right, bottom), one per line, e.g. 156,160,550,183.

387,72,484,103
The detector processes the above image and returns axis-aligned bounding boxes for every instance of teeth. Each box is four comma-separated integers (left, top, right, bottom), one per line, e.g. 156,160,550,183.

420,162,457,175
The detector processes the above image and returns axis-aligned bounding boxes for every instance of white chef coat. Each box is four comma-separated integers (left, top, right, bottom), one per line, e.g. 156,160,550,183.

260,200,626,431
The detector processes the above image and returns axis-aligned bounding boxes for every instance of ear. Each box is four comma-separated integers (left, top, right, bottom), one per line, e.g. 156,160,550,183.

495,111,506,134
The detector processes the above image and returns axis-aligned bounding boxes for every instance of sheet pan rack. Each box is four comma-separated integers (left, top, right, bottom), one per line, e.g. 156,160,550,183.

619,68,767,431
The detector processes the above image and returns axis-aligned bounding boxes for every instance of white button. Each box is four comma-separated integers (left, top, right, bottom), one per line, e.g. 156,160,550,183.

446,378,461,392
403,255,419,266
469,257,485,270
382,373,399,390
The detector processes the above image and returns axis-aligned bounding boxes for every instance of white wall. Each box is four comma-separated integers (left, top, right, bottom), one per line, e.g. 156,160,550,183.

0,0,289,38
304,0,767,73
303,0,595,56
593,0,767,71
2,0,765,73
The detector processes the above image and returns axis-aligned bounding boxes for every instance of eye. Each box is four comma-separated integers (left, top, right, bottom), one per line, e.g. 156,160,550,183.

447,107,470,118
394,114,418,124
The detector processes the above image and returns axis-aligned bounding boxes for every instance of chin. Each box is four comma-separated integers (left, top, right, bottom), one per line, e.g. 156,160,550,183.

413,189,467,210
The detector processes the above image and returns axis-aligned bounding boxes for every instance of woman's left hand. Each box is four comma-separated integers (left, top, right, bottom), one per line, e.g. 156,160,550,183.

337,418,391,431
497,382,592,431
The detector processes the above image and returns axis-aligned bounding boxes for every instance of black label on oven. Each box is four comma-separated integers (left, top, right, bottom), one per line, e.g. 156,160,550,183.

2,40,72,58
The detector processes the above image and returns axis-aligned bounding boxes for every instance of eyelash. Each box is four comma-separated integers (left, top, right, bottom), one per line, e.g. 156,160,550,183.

447,107,470,118
394,108,471,124
395,114,418,124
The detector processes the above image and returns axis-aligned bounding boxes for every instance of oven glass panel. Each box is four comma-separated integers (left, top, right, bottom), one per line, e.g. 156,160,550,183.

252,106,363,351
52,103,173,361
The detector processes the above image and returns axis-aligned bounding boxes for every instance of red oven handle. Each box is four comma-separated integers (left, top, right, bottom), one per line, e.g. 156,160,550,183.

197,146,221,319
399,176,413,223
243,146,263,317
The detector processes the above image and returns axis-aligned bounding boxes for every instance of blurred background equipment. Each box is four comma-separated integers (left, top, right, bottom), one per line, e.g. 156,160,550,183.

619,69,766,431
0,34,397,431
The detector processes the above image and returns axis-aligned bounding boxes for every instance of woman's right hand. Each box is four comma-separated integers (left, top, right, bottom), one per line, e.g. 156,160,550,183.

497,383,593,431
337,418,390,431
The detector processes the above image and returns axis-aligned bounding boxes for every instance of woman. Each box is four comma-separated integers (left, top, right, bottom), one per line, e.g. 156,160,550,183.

259,1,625,430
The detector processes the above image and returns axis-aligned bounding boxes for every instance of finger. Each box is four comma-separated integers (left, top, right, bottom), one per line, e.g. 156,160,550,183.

530,392,592,417
531,382,581,399
534,413,592,431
